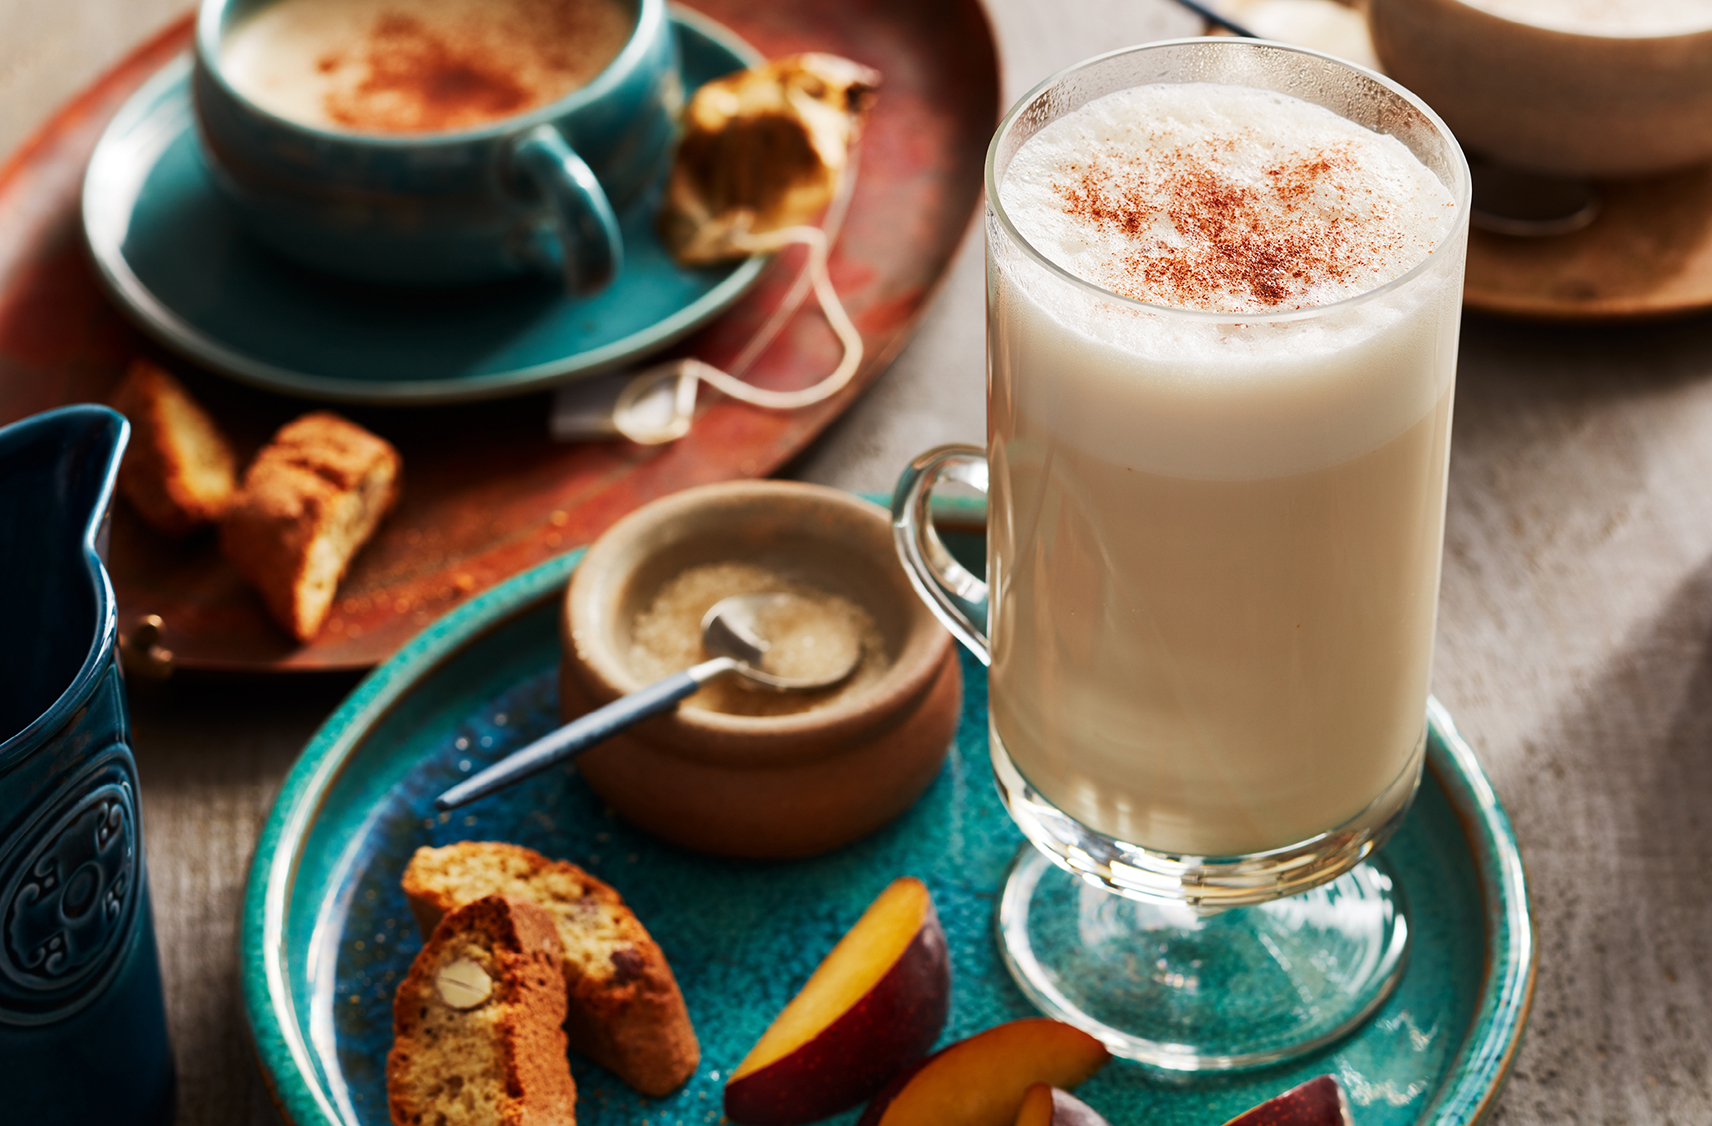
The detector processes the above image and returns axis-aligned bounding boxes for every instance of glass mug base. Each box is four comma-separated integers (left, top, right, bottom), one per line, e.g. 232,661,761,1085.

989,725,1421,1069
990,720,1424,910
997,847,1410,1071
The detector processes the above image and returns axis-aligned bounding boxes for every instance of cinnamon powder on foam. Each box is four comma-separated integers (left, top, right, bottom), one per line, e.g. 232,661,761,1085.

314,0,633,133
1002,83,1456,315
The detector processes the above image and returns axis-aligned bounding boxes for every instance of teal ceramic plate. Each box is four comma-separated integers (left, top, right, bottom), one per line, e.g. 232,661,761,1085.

241,518,1535,1126
81,10,765,406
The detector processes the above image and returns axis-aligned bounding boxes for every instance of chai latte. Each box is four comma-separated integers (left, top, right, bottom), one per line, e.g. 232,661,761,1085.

990,82,1463,857
220,0,635,133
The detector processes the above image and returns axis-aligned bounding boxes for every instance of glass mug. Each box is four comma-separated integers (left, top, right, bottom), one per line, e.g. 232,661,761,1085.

894,38,1469,1070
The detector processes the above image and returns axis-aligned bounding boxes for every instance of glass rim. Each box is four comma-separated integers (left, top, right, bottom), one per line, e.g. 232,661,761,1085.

984,37,1475,326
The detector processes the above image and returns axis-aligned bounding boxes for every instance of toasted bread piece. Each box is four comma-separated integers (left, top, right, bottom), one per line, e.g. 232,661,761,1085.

404,842,699,1097
660,53,881,264
388,894,577,1126
220,411,400,642
107,359,238,534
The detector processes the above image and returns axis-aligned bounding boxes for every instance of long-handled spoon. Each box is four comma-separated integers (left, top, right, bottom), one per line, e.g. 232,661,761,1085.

434,592,863,811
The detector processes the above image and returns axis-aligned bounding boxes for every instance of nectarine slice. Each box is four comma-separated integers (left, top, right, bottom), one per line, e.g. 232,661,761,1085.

1015,1083,1111,1126
856,1018,1111,1126
1223,1076,1351,1126
724,876,950,1125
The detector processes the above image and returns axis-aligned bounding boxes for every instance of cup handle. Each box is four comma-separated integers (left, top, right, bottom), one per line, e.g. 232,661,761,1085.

891,444,991,665
510,124,623,295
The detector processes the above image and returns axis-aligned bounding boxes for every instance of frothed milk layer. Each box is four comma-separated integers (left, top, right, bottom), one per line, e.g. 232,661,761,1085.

1463,0,1712,36
987,80,1466,855
221,0,634,134
1002,84,1455,315
996,83,1460,482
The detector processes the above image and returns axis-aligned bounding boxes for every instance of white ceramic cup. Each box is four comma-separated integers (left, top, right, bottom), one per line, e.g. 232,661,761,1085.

1370,0,1712,178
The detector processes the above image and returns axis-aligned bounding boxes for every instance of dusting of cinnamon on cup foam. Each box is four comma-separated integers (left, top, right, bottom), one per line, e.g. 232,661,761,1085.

1059,144,1406,309
221,0,635,134
1002,82,1455,314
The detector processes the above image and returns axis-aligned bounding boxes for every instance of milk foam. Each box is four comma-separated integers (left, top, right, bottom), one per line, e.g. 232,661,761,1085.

993,82,1464,479
1464,0,1712,36
1002,83,1455,314
221,0,633,134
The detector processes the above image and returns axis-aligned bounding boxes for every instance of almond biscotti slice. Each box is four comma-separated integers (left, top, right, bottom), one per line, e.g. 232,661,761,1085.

403,842,699,1097
108,359,238,534
387,894,576,1126
219,410,400,642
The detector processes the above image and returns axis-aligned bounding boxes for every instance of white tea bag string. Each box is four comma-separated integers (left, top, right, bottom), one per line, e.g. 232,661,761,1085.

612,225,863,443
723,143,859,379
609,148,865,445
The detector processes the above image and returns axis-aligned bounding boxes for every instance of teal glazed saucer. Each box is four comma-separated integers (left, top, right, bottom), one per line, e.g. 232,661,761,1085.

241,510,1535,1126
81,10,765,406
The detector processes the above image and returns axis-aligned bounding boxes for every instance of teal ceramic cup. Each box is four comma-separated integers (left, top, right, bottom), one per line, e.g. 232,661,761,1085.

191,0,681,292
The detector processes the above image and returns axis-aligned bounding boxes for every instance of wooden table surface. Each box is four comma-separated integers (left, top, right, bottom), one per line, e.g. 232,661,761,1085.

8,1,1711,1123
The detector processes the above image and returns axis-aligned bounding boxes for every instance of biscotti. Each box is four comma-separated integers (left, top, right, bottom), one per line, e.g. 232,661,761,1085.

108,359,238,534
388,894,577,1126
403,841,699,1097
220,410,400,641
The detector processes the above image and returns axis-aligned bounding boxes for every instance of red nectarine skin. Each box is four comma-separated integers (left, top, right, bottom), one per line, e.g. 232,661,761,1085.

723,907,950,1125
855,1057,928,1126
1222,1076,1351,1126
855,1018,1111,1126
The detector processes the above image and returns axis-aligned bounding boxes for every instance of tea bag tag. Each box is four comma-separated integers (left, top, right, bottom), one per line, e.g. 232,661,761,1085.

550,371,691,441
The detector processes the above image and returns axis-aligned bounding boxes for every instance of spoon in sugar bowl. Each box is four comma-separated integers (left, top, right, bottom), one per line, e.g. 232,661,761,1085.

434,592,863,811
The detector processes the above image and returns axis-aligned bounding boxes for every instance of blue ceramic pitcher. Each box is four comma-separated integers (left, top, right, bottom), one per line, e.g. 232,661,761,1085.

0,405,175,1125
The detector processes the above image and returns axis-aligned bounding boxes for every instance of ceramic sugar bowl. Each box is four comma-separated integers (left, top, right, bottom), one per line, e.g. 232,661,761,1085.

559,481,962,859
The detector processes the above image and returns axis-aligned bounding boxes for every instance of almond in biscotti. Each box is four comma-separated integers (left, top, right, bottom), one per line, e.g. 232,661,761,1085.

219,410,400,642
387,894,576,1126
402,841,699,1097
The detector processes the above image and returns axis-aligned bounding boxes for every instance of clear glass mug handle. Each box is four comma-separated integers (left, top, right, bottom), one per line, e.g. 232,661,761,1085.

890,444,991,665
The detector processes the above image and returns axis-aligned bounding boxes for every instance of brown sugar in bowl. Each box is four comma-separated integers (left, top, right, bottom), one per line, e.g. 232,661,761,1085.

559,481,962,858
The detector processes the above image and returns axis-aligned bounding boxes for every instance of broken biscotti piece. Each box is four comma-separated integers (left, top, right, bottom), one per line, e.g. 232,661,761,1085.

220,411,400,643
108,359,239,535
403,841,699,1097
387,894,577,1126
660,52,881,265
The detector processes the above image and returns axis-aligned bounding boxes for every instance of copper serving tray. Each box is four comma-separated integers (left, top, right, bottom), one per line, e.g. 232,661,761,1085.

0,1,999,671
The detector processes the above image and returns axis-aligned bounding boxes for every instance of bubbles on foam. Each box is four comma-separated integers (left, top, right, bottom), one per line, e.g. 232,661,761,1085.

1000,83,1456,315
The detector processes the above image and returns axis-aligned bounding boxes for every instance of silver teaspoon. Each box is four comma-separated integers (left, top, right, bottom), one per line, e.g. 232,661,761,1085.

434,592,862,811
